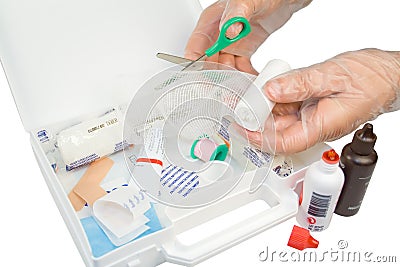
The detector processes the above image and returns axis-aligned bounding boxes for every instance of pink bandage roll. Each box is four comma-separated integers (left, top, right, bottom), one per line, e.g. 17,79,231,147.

190,138,228,162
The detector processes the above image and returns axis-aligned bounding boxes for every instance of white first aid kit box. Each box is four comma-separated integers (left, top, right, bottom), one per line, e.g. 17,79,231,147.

0,0,331,266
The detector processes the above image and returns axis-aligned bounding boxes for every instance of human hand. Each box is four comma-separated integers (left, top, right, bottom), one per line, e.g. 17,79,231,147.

185,0,311,74
241,49,400,154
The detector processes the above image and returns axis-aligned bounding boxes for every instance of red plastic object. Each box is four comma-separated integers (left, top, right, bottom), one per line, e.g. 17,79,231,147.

136,158,163,167
322,149,340,164
298,191,303,205
287,225,319,250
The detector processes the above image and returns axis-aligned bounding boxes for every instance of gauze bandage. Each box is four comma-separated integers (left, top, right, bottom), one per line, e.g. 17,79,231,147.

57,108,128,170
234,59,291,131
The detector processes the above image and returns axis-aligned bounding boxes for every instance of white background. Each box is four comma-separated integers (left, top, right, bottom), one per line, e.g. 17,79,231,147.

1,0,399,266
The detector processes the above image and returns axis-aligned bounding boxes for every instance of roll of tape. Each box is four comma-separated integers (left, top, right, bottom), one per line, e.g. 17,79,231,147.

190,138,228,162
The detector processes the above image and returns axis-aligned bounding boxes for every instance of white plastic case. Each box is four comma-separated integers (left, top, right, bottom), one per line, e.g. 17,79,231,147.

0,1,330,266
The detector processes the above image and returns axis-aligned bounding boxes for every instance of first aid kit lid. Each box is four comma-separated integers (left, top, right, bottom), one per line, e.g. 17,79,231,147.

0,0,201,131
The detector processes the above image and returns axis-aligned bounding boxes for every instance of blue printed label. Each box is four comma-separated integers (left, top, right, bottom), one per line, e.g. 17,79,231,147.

66,153,100,171
37,129,49,143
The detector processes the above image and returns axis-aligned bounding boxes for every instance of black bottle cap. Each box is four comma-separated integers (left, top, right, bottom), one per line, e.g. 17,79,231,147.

350,123,377,155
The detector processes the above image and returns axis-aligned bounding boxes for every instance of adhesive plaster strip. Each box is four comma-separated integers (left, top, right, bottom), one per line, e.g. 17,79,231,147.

73,157,114,206
68,190,86,211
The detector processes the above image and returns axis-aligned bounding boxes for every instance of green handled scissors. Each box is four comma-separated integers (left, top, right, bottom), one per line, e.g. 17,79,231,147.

181,16,251,71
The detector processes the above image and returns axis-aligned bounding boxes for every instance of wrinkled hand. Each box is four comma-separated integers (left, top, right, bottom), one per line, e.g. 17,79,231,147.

185,0,311,74
243,49,400,154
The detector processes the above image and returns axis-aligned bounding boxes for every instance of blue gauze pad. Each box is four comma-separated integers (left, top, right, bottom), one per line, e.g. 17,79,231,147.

80,203,163,257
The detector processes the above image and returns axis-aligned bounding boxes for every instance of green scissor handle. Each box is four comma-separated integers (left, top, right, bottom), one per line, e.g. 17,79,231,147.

205,16,251,57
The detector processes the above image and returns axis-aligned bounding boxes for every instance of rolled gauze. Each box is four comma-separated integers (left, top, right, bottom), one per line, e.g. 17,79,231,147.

234,59,291,131
57,108,128,170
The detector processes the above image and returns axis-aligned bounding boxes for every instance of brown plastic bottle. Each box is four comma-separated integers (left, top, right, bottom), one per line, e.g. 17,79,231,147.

334,123,378,216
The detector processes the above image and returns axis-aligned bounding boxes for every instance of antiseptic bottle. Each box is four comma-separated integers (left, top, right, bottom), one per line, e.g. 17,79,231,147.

335,123,378,216
297,149,344,232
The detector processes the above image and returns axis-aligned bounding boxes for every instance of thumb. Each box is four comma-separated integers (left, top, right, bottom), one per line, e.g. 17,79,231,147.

264,61,347,104
220,0,257,38
184,1,226,60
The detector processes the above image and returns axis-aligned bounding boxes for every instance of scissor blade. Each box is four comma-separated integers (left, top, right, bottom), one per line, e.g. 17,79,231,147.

181,54,206,71
156,53,193,64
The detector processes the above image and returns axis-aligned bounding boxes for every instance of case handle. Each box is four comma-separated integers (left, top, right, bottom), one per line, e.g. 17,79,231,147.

162,188,298,266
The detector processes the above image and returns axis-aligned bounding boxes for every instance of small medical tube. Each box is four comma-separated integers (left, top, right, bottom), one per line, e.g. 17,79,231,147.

135,124,164,175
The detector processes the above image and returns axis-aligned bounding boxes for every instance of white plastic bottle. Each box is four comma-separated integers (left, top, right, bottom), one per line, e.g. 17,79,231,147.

296,149,344,232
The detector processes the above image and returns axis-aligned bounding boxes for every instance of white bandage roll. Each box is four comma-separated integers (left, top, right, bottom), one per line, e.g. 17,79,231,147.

57,108,127,170
234,59,291,131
